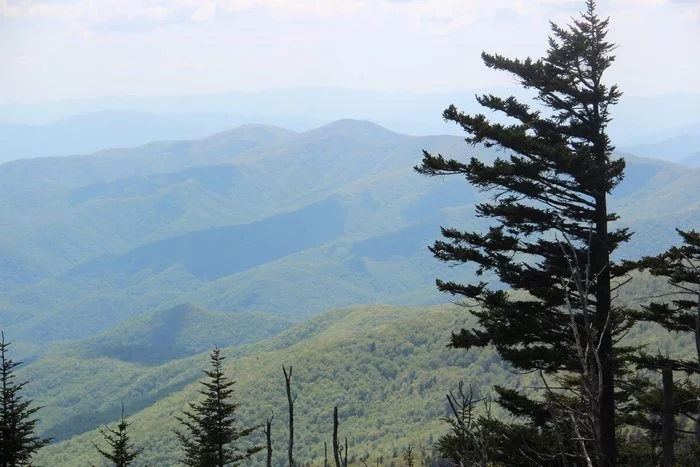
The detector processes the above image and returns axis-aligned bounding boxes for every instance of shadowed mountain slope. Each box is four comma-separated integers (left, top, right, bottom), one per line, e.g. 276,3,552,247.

0,120,698,350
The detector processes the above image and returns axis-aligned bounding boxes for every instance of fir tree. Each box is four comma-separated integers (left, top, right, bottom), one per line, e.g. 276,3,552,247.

630,229,699,375
627,229,700,462
435,382,489,466
92,404,142,467
175,347,261,466
0,331,50,467
416,1,632,464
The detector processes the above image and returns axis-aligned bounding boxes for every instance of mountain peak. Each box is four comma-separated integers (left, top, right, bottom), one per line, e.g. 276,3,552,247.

303,119,406,143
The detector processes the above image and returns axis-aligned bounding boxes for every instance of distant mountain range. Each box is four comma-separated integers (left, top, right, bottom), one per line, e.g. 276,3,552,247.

1,118,698,353
620,127,700,166
0,111,324,163
2,87,698,163
0,113,695,465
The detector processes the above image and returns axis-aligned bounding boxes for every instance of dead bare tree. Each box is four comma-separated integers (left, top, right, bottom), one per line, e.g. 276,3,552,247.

332,406,347,467
283,365,296,467
333,406,341,467
545,232,609,466
263,412,274,467
343,437,348,467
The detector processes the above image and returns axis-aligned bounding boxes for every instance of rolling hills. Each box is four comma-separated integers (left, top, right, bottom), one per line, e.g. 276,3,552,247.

27,304,517,466
0,116,696,465
24,295,695,466
1,119,699,353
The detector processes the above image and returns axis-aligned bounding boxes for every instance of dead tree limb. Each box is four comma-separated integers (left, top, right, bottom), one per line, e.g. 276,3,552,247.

282,365,296,467
662,363,675,467
333,406,341,467
263,412,274,467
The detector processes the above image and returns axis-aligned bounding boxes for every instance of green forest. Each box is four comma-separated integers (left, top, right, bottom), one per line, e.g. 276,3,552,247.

1,1,699,466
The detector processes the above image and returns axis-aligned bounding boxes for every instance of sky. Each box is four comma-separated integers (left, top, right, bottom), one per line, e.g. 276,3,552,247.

1,0,698,102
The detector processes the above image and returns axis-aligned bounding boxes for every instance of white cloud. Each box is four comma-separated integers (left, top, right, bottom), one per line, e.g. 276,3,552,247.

0,0,697,101
1,0,372,25
0,0,24,19
191,1,217,22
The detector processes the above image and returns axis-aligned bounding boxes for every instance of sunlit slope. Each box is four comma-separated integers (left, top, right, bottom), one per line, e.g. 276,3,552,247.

30,304,515,466
27,274,697,465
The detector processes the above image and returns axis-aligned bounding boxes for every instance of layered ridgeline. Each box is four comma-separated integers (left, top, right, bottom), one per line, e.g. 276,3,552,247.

3,87,699,152
2,120,699,354
1,119,697,464
0,120,468,348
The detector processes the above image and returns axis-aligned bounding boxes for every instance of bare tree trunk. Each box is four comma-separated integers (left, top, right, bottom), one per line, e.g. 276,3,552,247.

343,437,348,467
333,406,341,467
696,415,700,456
555,234,607,465
283,365,295,467
263,413,274,467
696,286,699,371
695,289,700,448
662,363,675,467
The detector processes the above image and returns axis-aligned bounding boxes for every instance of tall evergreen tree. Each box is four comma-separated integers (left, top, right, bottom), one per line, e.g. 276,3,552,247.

630,229,699,375
175,347,261,466
0,331,50,467
627,229,700,461
416,1,632,464
92,404,142,467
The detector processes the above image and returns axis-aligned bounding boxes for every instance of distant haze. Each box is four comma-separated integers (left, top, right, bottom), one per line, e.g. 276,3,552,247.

2,0,699,102
1,88,698,162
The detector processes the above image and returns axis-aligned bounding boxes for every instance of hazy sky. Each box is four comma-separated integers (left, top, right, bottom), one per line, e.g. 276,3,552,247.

1,0,698,102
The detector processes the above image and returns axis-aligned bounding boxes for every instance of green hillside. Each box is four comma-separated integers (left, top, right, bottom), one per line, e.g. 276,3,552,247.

29,304,519,466
26,290,695,466
1,120,699,465
2,120,698,352
82,303,295,364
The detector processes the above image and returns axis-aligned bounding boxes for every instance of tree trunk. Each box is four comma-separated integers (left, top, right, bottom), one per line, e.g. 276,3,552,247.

344,437,348,467
691,278,700,451
599,328,616,466
264,414,273,467
695,287,699,371
333,406,341,467
595,193,617,466
283,365,295,467
661,364,675,467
